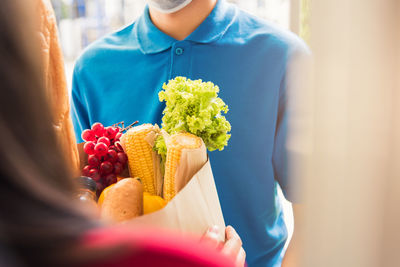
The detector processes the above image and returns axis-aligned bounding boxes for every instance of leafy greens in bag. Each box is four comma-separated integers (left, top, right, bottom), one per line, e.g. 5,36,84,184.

155,77,231,159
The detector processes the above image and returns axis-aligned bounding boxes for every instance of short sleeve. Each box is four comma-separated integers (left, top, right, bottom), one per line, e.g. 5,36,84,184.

70,67,90,143
272,42,313,203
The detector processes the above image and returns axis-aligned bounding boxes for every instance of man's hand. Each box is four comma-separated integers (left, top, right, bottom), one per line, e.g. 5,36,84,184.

201,225,246,267
222,226,246,266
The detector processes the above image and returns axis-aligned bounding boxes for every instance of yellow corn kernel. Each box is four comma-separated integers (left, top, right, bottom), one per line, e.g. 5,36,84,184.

121,124,159,195
163,132,202,201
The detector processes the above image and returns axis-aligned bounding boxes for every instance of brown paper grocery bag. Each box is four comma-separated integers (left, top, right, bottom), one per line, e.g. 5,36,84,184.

129,159,226,242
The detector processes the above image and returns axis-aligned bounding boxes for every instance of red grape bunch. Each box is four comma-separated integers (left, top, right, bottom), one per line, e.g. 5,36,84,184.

81,122,128,195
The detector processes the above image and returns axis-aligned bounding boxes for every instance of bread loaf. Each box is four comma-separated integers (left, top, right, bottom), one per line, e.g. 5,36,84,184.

101,178,143,223
36,0,80,176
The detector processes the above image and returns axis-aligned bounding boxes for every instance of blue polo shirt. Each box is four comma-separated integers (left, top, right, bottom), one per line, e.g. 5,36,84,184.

71,0,309,266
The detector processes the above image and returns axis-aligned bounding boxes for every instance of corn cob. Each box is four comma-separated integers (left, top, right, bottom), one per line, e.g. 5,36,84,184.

121,124,159,195
163,132,203,201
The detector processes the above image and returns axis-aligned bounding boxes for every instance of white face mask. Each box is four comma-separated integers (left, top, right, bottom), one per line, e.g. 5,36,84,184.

147,0,193,14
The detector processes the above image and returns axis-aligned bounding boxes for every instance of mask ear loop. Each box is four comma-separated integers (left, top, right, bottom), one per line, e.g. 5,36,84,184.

148,0,193,14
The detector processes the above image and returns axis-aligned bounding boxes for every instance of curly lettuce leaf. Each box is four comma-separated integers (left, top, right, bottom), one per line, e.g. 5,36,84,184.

158,77,231,151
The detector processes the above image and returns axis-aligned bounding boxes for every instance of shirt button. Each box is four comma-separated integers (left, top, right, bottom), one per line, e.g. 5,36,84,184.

175,47,184,55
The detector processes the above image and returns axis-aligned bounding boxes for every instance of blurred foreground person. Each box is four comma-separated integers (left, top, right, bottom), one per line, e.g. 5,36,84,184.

0,0,244,266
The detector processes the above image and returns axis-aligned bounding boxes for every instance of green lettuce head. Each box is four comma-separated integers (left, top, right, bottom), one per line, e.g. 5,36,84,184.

159,77,231,151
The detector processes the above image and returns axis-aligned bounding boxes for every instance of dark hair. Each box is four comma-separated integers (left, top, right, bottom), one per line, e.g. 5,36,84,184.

0,0,97,265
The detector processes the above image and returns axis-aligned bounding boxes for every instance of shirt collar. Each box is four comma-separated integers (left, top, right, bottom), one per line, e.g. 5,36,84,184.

133,0,237,54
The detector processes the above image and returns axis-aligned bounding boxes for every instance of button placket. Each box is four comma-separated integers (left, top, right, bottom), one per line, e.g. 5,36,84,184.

175,47,184,55
170,41,192,79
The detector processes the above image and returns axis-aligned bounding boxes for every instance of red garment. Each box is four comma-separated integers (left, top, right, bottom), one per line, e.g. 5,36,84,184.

82,227,235,267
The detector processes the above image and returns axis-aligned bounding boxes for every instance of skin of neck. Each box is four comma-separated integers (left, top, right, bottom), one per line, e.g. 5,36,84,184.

149,0,218,41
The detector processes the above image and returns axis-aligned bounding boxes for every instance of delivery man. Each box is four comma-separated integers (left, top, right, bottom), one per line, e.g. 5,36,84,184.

71,0,310,266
